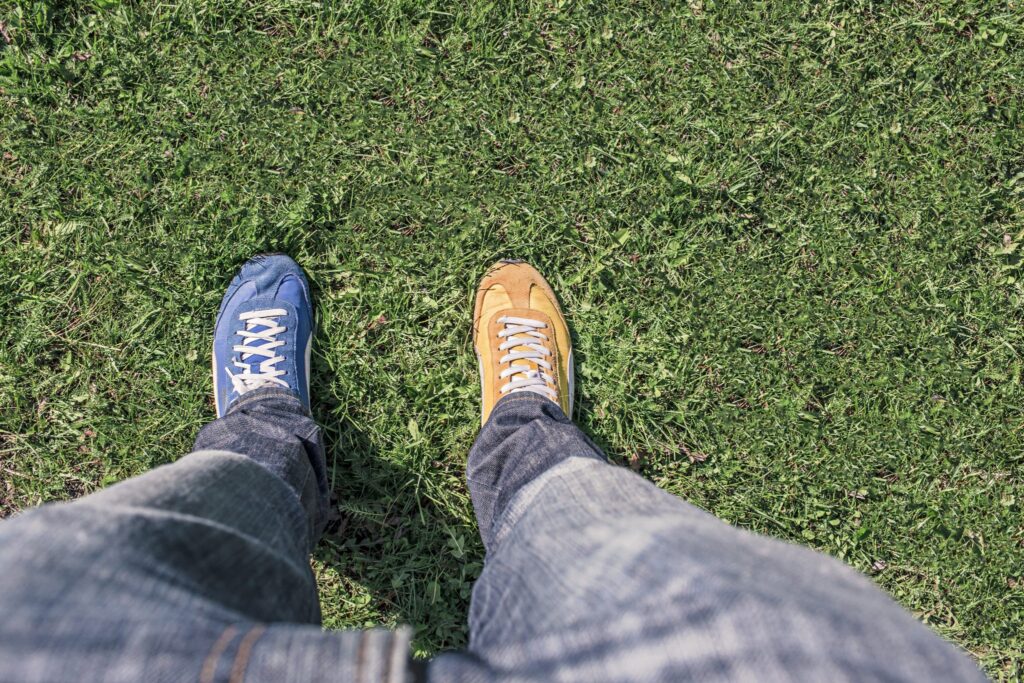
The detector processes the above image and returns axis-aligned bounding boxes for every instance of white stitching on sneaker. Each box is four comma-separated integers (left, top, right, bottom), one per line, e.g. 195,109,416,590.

497,315,557,400
226,308,290,395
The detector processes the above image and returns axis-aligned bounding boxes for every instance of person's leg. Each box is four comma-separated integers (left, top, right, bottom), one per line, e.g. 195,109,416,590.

434,393,986,681
0,255,411,683
429,259,986,681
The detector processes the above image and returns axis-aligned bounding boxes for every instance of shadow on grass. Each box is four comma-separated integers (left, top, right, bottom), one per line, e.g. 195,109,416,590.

304,283,625,654
309,379,482,654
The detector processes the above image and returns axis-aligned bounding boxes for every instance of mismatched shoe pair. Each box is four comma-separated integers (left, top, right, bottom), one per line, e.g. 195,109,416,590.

213,255,572,424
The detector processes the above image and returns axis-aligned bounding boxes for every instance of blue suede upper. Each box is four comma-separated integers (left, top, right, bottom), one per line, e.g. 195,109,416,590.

213,254,313,417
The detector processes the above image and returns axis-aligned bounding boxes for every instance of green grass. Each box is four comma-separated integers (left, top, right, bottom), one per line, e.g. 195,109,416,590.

1,0,1023,675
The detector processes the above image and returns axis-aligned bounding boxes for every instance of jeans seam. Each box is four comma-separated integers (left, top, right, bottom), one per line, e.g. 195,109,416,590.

228,624,266,683
294,464,317,554
200,624,238,683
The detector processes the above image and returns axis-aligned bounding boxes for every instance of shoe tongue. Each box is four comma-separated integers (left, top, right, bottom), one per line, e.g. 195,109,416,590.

238,308,280,363
514,346,541,375
240,278,301,363
239,332,271,365
509,334,546,383
507,344,552,399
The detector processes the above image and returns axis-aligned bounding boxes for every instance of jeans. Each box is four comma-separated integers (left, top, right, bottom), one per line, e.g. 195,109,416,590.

0,390,985,682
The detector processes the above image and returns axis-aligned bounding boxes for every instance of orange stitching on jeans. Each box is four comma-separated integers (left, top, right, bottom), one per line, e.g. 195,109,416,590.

200,625,238,683
228,624,266,683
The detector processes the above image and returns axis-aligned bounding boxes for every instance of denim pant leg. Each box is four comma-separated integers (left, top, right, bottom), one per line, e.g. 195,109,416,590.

0,389,410,683
429,393,985,682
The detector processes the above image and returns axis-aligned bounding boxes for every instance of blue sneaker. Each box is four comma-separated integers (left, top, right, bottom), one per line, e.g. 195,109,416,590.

212,254,314,417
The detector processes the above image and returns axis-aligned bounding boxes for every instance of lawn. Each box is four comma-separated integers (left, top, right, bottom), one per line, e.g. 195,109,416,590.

1,0,1023,676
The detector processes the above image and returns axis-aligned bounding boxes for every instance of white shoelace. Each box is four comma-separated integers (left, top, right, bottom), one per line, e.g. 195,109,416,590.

497,315,557,400
226,308,290,395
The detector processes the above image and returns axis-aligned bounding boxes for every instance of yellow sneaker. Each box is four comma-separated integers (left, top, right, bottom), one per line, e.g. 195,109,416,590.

472,260,573,425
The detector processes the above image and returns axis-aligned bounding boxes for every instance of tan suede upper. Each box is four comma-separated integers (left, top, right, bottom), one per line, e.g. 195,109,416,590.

472,261,573,425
